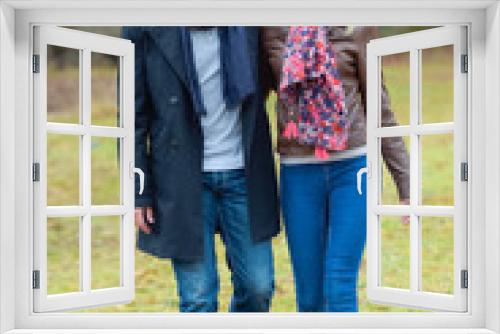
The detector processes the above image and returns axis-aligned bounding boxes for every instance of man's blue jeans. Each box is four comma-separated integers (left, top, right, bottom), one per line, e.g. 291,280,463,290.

172,169,275,312
280,155,367,312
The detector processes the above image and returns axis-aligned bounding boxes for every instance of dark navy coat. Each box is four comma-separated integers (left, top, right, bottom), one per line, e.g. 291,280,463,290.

122,27,280,261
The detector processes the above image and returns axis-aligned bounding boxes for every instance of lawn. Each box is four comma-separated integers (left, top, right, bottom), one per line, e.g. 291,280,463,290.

45,44,455,313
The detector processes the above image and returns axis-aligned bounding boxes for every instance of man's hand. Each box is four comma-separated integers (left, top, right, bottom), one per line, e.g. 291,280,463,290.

135,207,154,234
400,199,410,225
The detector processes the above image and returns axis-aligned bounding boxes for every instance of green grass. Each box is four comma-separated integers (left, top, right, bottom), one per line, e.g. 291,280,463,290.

46,46,455,313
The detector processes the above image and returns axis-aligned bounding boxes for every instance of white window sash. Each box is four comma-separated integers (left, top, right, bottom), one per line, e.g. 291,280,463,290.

32,26,135,312
366,26,468,312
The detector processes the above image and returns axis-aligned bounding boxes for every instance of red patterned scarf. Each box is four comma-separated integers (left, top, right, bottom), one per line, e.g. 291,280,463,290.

279,26,348,159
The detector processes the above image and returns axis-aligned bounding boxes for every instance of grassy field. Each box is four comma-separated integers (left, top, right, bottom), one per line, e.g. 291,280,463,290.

45,45,455,312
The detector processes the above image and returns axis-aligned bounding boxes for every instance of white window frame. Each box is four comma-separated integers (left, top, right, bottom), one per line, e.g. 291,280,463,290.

0,1,499,333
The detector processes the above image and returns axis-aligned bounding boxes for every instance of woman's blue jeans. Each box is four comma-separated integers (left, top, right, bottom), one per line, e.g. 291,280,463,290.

280,155,367,312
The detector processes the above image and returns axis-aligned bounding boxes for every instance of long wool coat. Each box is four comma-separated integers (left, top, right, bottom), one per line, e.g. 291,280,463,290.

122,27,280,261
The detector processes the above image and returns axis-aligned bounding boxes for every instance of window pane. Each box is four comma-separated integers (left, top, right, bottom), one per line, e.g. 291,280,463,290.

380,136,410,205
421,134,454,206
380,216,410,289
421,217,454,294
91,216,121,289
421,45,454,124
47,45,80,124
91,137,121,205
91,53,120,127
381,52,410,127
47,217,80,294
379,216,410,289
47,134,80,206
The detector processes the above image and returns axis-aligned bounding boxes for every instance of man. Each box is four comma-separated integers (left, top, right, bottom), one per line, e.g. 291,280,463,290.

122,26,280,312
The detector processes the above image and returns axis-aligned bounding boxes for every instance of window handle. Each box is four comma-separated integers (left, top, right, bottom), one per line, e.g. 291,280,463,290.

357,167,368,195
130,162,145,195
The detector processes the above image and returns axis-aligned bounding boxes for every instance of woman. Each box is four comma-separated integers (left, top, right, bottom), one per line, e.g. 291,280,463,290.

261,26,410,312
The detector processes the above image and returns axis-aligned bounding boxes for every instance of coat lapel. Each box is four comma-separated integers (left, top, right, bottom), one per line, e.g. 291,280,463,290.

147,27,261,161
147,27,189,89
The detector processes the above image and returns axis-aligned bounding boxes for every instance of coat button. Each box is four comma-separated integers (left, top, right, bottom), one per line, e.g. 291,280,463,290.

169,95,179,104
170,139,180,150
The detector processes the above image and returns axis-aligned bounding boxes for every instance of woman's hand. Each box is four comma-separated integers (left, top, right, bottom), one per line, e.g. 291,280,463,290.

135,207,154,234
400,199,410,225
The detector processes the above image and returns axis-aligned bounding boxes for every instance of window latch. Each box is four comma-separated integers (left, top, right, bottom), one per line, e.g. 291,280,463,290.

130,162,144,195
357,167,368,195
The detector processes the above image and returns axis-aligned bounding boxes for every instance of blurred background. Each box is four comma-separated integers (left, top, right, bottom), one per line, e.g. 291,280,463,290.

45,26,454,312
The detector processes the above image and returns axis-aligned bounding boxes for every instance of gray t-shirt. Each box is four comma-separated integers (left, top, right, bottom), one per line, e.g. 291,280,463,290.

190,28,244,172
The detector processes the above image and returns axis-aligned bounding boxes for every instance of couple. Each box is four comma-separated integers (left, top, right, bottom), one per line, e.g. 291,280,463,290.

123,26,409,313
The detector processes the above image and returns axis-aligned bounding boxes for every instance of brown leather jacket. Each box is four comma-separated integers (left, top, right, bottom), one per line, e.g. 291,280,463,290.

261,26,410,200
